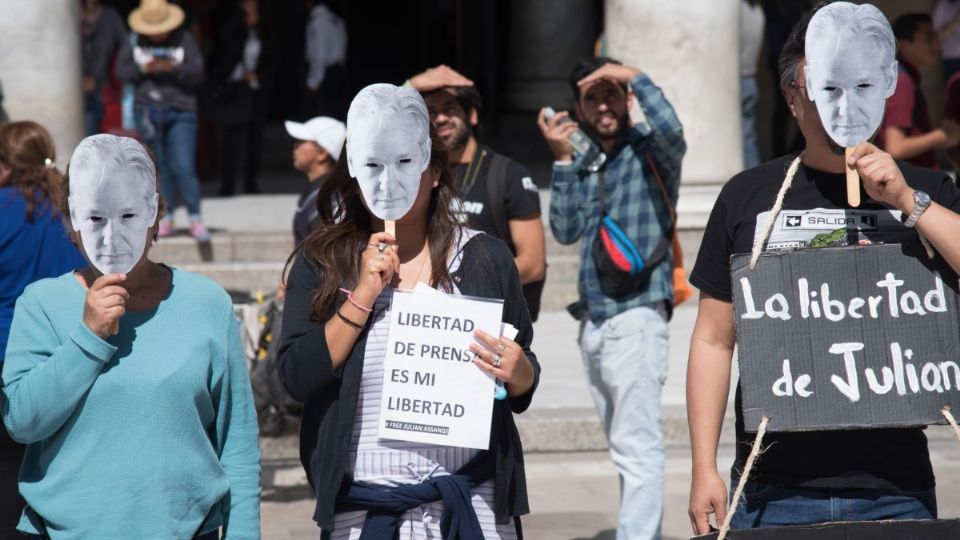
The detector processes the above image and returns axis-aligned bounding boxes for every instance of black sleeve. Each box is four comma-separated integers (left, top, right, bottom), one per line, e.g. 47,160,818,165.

207,12,247,84
493,238,540,413
460,234,540,412
689,189,735,302
276,253,339,403
932,174,960,213
175,32,205,88
504,161,541,220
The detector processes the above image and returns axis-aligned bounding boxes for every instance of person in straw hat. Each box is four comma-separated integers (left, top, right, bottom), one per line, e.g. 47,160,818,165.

115,0,210,241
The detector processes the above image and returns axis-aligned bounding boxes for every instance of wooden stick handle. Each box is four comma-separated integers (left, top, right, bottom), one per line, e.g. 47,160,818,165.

845,147,861,207
384,220,396,238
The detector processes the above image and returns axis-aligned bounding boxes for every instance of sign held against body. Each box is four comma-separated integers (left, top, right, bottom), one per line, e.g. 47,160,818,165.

378,290,504,450
343,87,507,448
68,135,160,275
804,2,897,207
345,83,432,237
732,243,960,433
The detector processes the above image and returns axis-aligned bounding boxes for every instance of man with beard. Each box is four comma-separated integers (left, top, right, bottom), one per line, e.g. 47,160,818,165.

537,57,685,539
687,6,960,533
407,65,546,320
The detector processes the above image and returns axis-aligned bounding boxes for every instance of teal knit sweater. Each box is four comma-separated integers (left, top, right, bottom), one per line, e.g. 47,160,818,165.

2,268,260,539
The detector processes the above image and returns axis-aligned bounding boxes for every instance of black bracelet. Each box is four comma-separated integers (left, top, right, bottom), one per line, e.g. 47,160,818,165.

337,307,365,330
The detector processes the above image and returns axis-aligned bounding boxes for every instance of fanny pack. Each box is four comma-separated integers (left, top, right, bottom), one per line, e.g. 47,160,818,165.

591,158,673,298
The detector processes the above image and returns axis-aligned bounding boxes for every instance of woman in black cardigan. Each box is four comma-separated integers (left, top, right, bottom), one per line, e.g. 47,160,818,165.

277,86,539,539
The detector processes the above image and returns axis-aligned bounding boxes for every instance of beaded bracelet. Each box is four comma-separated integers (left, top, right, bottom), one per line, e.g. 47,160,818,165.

339,287,373,313
337,308,365,330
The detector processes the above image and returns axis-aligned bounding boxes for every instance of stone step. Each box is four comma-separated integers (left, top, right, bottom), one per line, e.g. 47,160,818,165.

152,232,295,265
159,228,704,311
156,230,582,265
181,261,582,311
178,261,288,295
153,219,703,267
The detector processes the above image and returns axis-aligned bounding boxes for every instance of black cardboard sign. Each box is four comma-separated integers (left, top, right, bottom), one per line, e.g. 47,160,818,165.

693,519,960,539
731,243,960,433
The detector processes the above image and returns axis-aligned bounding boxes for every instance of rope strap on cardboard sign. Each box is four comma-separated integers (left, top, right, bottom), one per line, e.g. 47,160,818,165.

942,406,960,445
717,416,770,540
749,156,803,270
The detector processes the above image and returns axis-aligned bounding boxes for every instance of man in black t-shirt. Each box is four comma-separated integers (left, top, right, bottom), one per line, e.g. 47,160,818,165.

687,9,960,535
407,65,546,319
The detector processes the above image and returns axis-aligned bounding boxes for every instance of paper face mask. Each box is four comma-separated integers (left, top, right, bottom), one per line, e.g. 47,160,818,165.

68,135,159,275
804,2,897,148
346,83,431,221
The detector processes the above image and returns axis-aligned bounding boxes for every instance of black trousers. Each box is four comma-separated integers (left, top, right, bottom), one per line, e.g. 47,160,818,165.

0,426,25,540
306,64,347,121
217,89,265,195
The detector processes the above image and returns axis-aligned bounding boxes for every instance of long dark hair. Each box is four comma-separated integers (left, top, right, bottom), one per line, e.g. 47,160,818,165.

289,129,461,323
0,121,62,222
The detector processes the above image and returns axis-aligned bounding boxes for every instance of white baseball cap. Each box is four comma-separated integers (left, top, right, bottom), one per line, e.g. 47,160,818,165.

284,117,346,160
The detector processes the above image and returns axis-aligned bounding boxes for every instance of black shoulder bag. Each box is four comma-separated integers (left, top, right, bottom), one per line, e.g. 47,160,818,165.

591,158,673,298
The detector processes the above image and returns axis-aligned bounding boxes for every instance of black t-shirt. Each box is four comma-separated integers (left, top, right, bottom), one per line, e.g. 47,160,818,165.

451,147,541,252
691,154,960,491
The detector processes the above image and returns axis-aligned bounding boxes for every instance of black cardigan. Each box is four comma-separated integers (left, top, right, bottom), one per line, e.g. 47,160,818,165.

277,233,540,531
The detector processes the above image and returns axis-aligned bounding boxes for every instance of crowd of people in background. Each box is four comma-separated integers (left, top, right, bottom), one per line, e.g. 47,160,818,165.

77,0,348,241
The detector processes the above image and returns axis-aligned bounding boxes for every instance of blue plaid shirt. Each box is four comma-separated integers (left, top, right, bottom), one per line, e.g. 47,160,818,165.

549,73,685,323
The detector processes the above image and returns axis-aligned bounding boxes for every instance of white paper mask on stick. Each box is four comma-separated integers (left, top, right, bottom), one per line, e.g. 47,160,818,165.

804,2,898,148
68,135,159,275
346,83,431,222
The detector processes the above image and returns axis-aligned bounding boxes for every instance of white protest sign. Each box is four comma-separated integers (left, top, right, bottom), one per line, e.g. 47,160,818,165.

379,289,504,449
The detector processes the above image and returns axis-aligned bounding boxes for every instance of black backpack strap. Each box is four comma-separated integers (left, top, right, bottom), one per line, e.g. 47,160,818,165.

486,152,511,245
597,170,606,215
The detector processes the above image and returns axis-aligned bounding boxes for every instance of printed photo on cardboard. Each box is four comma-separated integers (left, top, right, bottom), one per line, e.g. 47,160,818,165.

68,135,159,275
346,83,431,222
804,2,897,148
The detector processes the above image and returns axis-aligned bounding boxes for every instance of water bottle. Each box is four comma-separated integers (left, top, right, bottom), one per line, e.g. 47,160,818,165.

543,106,606,172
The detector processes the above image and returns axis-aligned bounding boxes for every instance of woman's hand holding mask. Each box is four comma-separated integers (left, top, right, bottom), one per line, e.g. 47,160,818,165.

83,273,129,339
354,232,400,307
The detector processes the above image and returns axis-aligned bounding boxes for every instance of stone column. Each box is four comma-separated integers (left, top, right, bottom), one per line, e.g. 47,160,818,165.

606,0,741,228
0,0,83,167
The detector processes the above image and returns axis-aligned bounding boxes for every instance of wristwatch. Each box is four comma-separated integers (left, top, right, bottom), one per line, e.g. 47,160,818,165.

903,190,931,228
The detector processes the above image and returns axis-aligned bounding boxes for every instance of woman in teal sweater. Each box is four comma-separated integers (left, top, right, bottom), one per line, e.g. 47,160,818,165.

1,135,260,539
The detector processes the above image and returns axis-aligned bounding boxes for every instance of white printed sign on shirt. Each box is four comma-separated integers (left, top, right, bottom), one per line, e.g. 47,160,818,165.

379,289,504,449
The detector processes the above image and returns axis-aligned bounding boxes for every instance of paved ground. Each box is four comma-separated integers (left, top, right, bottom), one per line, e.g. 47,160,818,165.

263,437,960,539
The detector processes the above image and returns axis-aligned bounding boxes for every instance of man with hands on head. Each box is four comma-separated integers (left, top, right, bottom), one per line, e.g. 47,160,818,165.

687,7,960,534
406,65,547,320
538,57,685,540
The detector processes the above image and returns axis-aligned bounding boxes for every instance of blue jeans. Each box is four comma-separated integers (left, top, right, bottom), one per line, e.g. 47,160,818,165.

580,304,669,540
729,478,937,529
741,76,760,170
135,104,202,217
